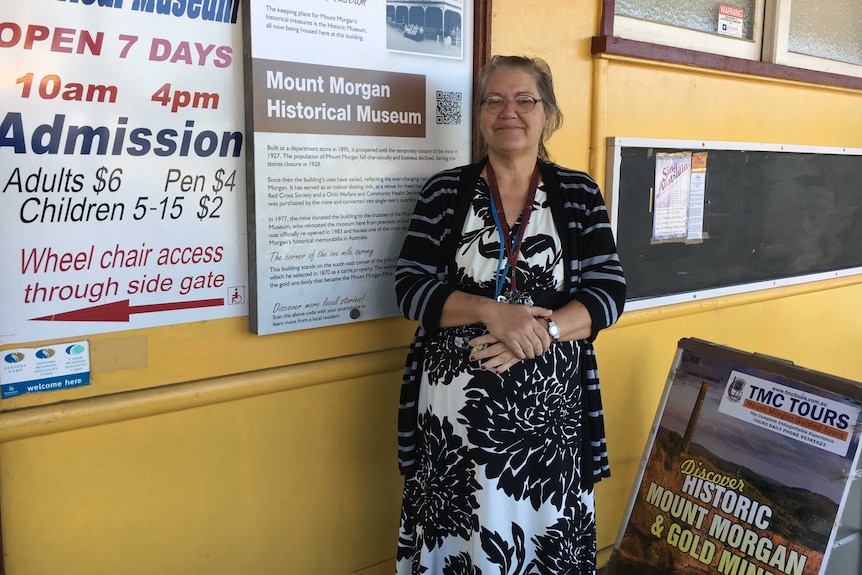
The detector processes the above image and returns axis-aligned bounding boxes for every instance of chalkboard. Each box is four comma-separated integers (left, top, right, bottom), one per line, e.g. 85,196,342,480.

606,138,862,308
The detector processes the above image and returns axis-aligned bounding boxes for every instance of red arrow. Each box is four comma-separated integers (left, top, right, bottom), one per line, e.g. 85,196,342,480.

30,298,225,322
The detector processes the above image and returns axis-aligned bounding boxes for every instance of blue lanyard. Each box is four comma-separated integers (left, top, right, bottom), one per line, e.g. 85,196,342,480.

485,162,541,300
489,192,513,299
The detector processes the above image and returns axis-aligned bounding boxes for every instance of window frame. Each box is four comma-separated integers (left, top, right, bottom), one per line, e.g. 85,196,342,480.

765,0,862,76
613,0,765,60
594,0,862,90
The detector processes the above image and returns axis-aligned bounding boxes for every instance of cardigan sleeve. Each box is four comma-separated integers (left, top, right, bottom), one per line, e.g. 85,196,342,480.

394,167,462,334
559,169,627,341
394,166,467,476
550,165,624,484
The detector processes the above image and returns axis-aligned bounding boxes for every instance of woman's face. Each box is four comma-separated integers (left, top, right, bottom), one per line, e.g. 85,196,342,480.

480,67,546,159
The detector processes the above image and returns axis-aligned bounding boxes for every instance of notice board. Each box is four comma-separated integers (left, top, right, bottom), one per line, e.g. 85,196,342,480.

606,338,862,575
605,138,862,310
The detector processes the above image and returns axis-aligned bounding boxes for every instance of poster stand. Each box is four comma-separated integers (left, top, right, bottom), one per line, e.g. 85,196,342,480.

606,338,862,575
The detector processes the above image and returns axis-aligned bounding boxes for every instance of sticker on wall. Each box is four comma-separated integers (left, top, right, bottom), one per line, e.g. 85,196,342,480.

1,340,91,399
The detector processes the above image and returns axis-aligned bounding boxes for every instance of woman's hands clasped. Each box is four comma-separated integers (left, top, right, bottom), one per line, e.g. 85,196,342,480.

467,302,553,373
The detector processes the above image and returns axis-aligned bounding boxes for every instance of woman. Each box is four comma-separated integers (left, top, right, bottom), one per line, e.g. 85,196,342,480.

394,55,626,574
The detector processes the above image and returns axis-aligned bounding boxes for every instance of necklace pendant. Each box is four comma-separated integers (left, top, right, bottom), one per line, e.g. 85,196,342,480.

512,291,533,306
498,289,533,306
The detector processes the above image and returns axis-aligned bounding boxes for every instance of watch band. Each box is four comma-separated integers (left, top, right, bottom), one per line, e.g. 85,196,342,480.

547,319,561,341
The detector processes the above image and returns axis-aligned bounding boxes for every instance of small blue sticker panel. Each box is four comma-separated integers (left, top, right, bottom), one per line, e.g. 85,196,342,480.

1,340,91,399
2,373,91,399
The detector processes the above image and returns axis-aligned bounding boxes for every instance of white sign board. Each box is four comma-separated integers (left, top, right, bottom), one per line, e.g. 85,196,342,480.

0,0,249,346
244,0,473,334
719,370,860,457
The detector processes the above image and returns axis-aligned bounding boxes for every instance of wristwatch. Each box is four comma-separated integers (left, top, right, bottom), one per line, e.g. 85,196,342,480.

547,319,561,342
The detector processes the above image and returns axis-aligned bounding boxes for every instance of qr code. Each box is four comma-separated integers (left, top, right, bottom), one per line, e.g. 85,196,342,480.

436,91,462,125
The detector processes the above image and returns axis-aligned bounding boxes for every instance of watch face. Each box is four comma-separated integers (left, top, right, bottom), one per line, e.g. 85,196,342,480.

548,321,560,340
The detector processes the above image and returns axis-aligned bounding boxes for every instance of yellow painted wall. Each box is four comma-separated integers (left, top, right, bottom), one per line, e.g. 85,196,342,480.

2,1,862,573
492,0,862,564
0,362,404,575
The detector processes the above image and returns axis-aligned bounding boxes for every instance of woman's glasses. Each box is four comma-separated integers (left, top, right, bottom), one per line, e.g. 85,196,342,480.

481,95,541,114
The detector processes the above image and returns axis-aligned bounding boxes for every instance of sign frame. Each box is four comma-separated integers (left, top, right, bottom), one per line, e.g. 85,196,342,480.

606,337,862,575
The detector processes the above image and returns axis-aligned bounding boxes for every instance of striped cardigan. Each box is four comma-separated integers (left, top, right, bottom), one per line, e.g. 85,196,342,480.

394,157,626,483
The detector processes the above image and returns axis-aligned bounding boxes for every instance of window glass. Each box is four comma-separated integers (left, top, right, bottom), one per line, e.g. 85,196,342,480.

788,0,862,66
615,0,756,40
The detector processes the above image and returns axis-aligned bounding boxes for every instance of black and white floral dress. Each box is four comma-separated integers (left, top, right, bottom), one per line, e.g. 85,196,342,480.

396,179,596,575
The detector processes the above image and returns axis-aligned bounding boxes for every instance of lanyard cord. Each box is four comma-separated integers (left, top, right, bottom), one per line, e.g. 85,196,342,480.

489,196,511,299
486,162,541,298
